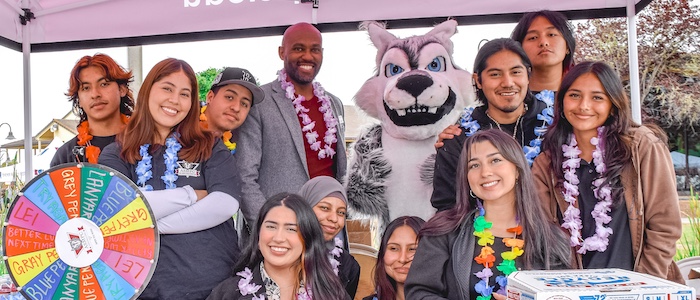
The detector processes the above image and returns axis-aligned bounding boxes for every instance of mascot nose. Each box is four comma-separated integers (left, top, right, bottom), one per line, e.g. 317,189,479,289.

396,74,433,98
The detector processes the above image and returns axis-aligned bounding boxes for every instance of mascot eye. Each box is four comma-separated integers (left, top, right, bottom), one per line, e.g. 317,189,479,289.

385,64,404,77
427,56,446,72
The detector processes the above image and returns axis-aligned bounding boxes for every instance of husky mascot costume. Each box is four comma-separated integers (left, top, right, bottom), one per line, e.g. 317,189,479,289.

346,20,474,229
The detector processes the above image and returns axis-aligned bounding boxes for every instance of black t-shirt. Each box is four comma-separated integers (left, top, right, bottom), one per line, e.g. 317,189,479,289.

577,160,634,270
431,94,550,211
50,135,116,167
99,140,242,300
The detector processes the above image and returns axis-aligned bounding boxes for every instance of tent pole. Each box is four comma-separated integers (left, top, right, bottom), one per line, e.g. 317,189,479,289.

627,0,641,124
21,0,33,182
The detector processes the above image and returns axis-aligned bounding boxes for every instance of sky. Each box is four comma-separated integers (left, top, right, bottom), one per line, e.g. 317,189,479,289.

0,22,516,150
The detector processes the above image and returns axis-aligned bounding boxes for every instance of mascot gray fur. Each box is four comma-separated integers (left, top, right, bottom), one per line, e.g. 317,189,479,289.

346,20,474,229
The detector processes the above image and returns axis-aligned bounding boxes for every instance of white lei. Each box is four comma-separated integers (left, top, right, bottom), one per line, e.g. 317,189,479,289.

329,237,343,275
561,126,613,254
278,69,338,160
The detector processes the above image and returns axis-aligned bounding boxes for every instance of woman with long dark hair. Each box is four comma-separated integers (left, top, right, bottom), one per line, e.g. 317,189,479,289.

100,58,242,299
298,176,360,298
363,216,424,300
208,193,349,300
408,129,571,300
532,61,683,283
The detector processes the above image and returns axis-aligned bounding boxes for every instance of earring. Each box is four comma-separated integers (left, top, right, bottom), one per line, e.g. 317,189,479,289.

470,190,477,199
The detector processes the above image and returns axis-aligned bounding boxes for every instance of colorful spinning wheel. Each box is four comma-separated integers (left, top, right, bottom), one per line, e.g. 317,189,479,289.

1,163,159,300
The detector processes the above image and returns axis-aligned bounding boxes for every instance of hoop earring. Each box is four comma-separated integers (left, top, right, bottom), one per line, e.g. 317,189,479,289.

470,190,477,199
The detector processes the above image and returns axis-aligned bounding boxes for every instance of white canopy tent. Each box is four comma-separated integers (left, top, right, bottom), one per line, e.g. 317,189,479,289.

0,0,651,181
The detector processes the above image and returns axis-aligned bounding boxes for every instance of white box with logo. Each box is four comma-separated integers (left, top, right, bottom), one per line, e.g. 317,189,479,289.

507,269,696,300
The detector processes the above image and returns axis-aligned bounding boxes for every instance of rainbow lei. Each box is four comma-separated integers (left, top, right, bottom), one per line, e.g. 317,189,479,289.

278,69,338,160
560,126,613,253
472,208,524,300
459,90,554,165
136,135,182,191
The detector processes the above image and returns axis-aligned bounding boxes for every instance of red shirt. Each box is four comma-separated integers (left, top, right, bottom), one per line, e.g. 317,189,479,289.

296,95,336,178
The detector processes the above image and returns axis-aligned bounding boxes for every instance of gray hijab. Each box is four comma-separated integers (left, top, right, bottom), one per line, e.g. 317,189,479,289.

298,176,347,207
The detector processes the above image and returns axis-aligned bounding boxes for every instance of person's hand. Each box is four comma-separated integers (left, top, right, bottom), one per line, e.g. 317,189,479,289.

492,293,506,300
195,190,208,201
434,124,462,149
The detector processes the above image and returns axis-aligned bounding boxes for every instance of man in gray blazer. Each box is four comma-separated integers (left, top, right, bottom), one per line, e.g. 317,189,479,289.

236,22,346,226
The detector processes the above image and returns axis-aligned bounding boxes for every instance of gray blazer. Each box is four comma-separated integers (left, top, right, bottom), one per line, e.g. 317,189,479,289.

236,78,346,225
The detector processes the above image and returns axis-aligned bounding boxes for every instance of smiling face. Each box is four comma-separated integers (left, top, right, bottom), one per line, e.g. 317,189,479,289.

205,83,253,133
148,70,193,141
311,196,346,241
383,225,418,285
78,66,127,124
279,23,323,86
563,72,613,140
475,50,529,120
259,205,304,272
467,141,518,204
521,16,568,71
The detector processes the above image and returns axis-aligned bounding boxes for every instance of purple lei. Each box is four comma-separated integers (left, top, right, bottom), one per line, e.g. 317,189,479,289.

278,69,338,160
237,267,264,299
560,126,613,254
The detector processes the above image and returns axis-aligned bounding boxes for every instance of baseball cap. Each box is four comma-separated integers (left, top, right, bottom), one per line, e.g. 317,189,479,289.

210,67,265,105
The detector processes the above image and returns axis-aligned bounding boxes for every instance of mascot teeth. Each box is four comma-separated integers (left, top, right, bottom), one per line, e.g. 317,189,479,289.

396,105,439,116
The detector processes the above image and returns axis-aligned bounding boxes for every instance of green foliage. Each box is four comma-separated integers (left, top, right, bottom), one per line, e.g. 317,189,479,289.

575,0,700,128
196,67,223,104
675,188,700,260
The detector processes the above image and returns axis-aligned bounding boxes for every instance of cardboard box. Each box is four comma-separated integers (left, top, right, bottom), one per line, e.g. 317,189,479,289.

507,269,696,300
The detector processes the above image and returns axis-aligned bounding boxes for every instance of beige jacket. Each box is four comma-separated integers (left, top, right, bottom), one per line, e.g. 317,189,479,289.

532,126,683,283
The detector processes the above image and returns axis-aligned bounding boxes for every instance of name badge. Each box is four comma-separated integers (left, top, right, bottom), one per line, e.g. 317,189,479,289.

175,160,201,178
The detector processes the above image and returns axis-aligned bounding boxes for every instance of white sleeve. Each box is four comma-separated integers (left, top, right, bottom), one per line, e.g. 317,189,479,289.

157,191,239,234
142,186,197,219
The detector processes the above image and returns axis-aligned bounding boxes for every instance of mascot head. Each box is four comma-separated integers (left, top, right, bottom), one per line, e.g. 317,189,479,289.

354,20,474,140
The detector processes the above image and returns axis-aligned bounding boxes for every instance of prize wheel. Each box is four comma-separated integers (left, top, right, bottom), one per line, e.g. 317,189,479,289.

2,163,159,300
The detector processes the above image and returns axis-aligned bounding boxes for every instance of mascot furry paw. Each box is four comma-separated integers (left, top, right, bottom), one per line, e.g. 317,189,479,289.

346,20,474,228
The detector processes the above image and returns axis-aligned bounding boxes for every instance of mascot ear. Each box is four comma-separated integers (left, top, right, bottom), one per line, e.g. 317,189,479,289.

426,19,458,54
368,22,396,50
367,22,397,62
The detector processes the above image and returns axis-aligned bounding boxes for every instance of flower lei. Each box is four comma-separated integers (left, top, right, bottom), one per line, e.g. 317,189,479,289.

459,90,554,165
237,267,264,300
278,69,338,160
560,126,613,254
76,114,129,163
472,206,524,300
136,135,182,191
329,237,343,275
200,106,237,154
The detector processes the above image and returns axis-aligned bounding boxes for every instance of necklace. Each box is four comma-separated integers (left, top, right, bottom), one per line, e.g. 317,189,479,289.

200,106,236,154
472,207,524,300
485,109,523,140
459,90,554,165
136,135,182,191
560,126,613,254
76,114,129,163
278,69,338,160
